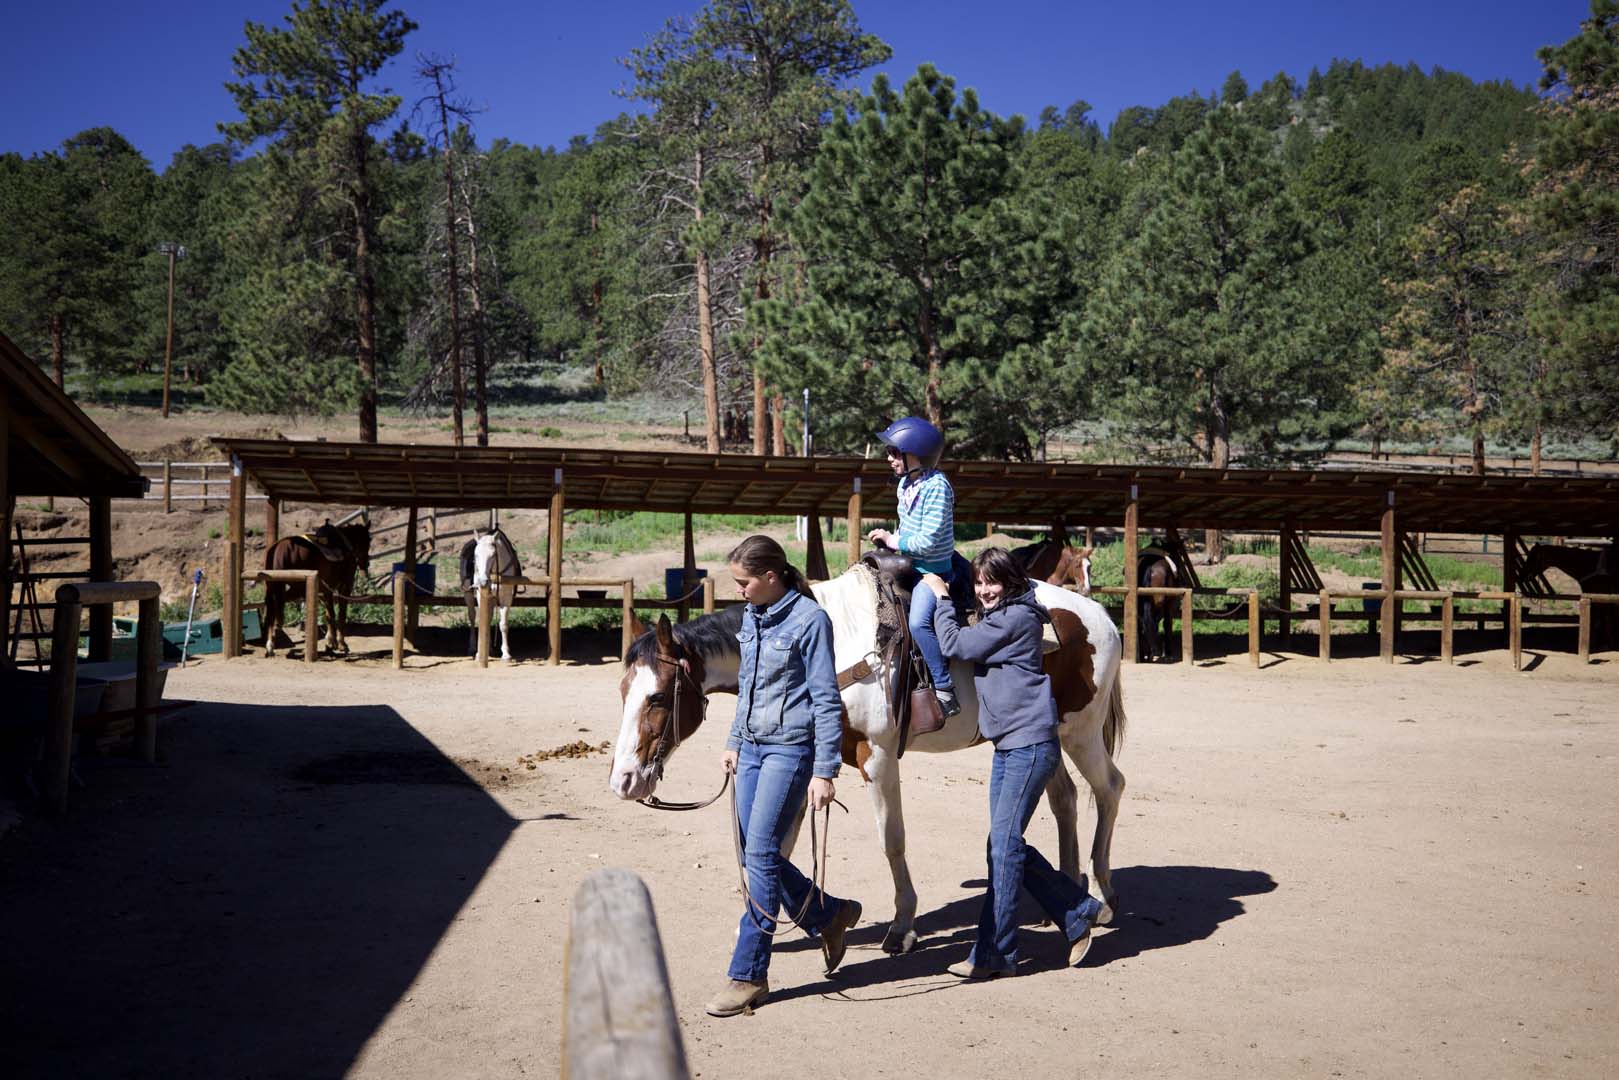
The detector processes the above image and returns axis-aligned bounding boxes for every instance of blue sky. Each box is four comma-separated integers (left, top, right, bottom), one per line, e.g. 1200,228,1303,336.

0,0,1592,168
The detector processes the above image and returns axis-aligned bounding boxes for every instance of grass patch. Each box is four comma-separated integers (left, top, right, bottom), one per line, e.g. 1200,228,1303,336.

566,510,795,556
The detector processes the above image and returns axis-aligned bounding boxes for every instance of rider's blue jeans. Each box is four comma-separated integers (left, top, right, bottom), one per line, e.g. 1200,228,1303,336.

728,739,845,982
969,738,1101,971
911,573,954,692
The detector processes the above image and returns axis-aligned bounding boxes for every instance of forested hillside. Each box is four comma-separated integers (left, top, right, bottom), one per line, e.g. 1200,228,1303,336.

3,0,1616,470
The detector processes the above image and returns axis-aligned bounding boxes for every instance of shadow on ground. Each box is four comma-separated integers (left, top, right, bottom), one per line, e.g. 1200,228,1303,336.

0,700,515,1078
768,863,1276,1003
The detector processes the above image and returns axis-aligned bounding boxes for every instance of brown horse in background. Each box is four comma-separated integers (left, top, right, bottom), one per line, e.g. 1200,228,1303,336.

262,522,371,658
1137,548,1180,662
1520,541,1619,649
1011,521,1093,593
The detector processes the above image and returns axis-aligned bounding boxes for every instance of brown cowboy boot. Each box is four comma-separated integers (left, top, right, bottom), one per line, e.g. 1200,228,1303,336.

820,899,863,973
704,978,769,1017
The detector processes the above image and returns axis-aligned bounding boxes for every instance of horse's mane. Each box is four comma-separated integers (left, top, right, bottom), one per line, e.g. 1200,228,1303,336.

811,567,879,650
623,604,745,667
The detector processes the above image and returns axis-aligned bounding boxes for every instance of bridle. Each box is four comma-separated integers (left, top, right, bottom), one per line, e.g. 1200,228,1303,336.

635,648,729,812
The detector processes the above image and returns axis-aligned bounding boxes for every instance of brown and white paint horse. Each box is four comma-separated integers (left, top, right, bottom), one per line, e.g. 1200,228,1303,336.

609,567,1127,954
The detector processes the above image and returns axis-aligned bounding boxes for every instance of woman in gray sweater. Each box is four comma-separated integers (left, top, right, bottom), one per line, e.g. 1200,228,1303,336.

925,547,1103,978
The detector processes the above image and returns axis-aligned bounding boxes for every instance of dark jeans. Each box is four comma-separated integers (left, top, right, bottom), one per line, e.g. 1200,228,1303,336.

970,738,1101,970
911,569,953,691
728,739,845,982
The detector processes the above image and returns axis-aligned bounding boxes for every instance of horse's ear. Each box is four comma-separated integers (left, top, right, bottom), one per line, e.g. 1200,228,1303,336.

654,614,674,648
627,608,648,641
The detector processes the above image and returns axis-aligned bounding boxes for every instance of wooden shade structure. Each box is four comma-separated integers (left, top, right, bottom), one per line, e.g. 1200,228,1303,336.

211,437,1619,667
2,332,147,666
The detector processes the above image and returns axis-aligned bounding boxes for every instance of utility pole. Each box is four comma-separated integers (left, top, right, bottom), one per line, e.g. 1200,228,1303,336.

156,241,186,418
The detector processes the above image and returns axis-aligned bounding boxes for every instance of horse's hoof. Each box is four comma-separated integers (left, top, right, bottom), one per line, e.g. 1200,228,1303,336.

881,928,918,954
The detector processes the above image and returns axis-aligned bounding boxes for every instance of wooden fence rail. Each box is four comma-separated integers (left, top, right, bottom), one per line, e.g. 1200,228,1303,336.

563,869,690,1080
1091,585,1260,666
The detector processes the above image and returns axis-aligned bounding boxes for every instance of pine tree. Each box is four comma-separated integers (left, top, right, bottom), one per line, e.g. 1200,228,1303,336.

758,64,1067,457
1530,0,1619,448
220,0,416,441
1080,106,1341,468
1370,183,1529,473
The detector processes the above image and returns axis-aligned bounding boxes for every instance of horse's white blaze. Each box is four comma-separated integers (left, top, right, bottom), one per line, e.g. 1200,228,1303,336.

611,665,660,800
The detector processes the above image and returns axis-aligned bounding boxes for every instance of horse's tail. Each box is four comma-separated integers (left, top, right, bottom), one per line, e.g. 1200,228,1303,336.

1103,666,1126,759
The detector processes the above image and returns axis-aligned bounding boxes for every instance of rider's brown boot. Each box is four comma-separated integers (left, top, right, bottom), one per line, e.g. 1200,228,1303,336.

704,978,769,1017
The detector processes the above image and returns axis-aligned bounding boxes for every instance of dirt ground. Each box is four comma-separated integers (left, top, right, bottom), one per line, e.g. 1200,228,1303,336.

2,628,1616,1079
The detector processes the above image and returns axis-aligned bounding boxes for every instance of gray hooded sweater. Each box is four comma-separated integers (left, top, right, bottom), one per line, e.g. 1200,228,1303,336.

932,588,1059,750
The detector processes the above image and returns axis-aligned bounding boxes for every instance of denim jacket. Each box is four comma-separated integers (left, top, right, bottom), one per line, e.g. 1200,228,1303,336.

726,589,843,779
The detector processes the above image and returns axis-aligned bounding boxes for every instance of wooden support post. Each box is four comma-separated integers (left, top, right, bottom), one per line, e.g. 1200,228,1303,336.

1278,522,1295,642
1122,486,1138,663
1578,597,1591,663
805,511,829,580
1441,595,1454,665
679,509,696,624
1380,493,1397,663
563,869,690,1080
847,479,863,567
303,571,318,666
1502,595,1515,670
1319,590,1332,662
478,584,492,668
702,576,715,615
163,460,173,513
550,470,565,666
1248,590,1261,667
225,460,246,658
135,593,160,762
403,506,420,644
222,541,239,659
1180,589,1193,666
621,579,635,660
1502,527,1518,652
88,496,112,662
265,497,279,547
392,571,406,670
45,595,82,815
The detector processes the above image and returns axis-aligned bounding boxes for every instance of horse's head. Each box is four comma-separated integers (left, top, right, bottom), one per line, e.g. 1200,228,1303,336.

610,615,707,801
1062,546,1094,594
345,522,371,569
472,531,500,588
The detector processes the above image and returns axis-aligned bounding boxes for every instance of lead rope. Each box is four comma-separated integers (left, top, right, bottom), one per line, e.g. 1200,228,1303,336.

732,777,847,936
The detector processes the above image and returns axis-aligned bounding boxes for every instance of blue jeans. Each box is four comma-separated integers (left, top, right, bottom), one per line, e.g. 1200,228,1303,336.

728,740,845,982
911,574,953,692
969,739,1101,970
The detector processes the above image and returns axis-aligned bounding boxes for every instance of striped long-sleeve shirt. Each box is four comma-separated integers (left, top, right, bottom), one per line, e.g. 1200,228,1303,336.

896,469,955,574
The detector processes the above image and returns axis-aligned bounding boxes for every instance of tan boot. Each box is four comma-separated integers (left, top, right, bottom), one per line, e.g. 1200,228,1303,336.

1068,926,1093,967
704,978,769,1017
820,899,863,973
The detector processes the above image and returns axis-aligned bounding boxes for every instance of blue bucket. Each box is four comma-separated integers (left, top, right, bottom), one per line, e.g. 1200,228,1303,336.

665,567,708,600
392,562,437,595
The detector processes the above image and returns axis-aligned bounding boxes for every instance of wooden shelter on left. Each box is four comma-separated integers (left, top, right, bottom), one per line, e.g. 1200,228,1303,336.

1,331,156,812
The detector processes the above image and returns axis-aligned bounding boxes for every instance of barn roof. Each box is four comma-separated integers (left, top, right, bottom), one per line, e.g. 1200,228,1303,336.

2,332,146,498
212,437,1619,537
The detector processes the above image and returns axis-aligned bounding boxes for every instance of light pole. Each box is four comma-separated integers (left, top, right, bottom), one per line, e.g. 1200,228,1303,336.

156,241,186,418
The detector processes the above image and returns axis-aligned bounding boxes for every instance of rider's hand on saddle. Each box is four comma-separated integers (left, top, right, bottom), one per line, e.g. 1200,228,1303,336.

866,528,895,549
808,776,835,811
721,749,738,774
921,573,950,598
